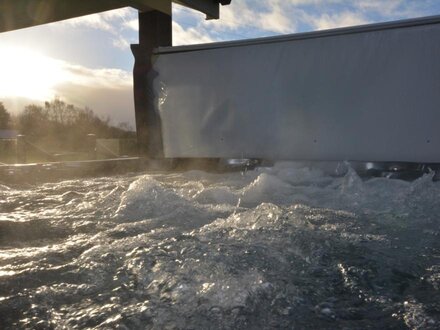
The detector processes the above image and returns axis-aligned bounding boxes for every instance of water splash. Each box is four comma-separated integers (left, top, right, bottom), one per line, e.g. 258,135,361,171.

0,163,439,329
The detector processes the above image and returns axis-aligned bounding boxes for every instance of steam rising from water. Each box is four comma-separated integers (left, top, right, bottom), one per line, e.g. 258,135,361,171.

0,162,439,329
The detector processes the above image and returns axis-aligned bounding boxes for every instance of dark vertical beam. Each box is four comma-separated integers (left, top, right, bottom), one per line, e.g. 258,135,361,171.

131,10,172,158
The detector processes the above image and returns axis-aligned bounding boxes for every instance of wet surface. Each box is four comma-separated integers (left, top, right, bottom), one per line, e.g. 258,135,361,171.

0,162,439,329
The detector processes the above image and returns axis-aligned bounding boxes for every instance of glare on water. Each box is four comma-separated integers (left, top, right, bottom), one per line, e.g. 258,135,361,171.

0,162,439,329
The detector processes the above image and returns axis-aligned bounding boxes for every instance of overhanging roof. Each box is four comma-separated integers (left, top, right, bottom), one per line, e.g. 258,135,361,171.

0,0,231,33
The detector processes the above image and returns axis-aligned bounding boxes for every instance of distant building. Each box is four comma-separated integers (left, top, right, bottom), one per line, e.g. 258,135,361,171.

0,130,18,139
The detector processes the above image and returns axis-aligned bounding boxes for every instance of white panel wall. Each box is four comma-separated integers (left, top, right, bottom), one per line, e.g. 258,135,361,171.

153,17,440,162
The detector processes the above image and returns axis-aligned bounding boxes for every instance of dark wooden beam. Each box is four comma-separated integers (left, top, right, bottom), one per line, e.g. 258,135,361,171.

131,10,172,158
0,0,127,33
0,0,230,33
175,0,219,19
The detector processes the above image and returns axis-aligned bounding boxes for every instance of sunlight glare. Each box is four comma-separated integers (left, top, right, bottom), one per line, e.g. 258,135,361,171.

0,46,67,100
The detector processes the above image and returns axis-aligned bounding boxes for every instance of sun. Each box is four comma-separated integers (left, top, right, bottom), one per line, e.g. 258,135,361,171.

0,46,67,100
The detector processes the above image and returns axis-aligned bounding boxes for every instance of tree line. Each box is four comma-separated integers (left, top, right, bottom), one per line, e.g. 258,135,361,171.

0,99,135,152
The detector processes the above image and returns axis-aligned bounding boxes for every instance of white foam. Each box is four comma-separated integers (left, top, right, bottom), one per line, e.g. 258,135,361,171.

2,163,440,329
241,173,294,206
194,186,239,206
115,175,194,221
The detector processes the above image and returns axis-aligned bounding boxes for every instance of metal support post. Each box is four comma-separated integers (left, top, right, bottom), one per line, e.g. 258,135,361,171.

131,10,172,158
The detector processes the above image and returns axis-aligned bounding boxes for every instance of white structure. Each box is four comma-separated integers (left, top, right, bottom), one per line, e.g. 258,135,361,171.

155,15,440,163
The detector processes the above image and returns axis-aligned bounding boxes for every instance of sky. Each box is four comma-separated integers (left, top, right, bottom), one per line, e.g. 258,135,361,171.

1,0,440,128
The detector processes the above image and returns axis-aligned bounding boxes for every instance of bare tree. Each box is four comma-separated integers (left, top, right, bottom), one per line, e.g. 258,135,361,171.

0,102,11,129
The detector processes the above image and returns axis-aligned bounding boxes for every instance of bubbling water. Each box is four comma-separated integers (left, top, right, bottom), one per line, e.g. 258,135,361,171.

0,163,439,329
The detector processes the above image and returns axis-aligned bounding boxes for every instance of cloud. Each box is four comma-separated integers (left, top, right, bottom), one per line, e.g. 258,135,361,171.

42,0,440,52
62,13,114,31
112,36,131,50
124,19,139,31
56,78,134,125
170,0,298,45
171,0,365,45
256,1,296,34
60,7,135,32
304,11,368,30
124,13,214,45
171,0,440,46
172,21,213,45
48,60,134,121
59,7,138,51
354,0,438,20
201,0,296,35
285,0,342,4
354,0,404,15
0,46,134,124
54,83,135,125
63,64,132,89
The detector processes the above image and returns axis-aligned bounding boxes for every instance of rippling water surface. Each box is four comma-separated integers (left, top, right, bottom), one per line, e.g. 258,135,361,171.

0,162,439,329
